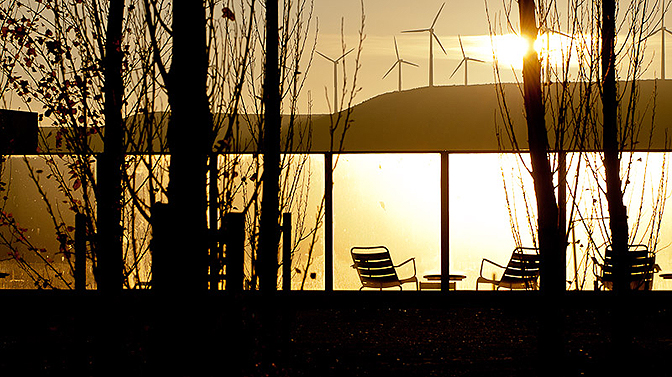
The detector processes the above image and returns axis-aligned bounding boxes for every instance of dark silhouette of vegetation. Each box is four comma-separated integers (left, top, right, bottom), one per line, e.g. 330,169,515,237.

0,0,354,293
518,0,563,296
602,0,630,295
490,0,670,373
260,0,281,294
517,1,565,372
97,0,125,291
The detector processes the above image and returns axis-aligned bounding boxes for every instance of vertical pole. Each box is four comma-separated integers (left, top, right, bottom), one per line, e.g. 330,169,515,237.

282,213,292,291
325,153,334,291
440,152,449,292
209,154,219,291
546,33,551,84
572,223,579,290
398,64,402,92
225,213,244,293
73,212,87,375
663,10,666,80
75,213,86,291
464,60,468,86
333,63,338,111
429,32,434,87
150,203,169,291
558,150,567,287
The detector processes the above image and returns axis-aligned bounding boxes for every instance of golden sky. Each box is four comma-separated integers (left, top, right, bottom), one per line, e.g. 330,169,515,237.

303,0,670,114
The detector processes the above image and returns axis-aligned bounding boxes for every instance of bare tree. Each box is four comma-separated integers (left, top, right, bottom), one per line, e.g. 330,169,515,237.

518,0,564,295
97,0,125,291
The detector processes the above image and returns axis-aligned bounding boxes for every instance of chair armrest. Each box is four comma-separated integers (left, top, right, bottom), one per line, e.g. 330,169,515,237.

395,257,417,277
479,258,506,278
591,256,603,274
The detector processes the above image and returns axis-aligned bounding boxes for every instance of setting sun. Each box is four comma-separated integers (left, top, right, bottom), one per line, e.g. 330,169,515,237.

488,34,529,68
474,32,581,71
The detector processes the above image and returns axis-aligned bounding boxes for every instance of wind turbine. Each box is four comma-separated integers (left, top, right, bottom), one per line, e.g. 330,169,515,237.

449,35,484,86
539,25,572,83
643,1,672,79
382,37,419,91
316,48,354,111
402,2,447,87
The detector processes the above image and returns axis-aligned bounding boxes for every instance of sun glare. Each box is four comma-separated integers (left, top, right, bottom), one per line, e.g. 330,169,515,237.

476,33,581,71
488,34,529,69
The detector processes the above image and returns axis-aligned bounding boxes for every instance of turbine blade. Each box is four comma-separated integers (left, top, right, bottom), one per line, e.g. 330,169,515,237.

549,28,571,38
433,32,447,55
540,25,572,38
458,35,466,58
401,60,419,67
402,28,430,33
555,30,572,38
382,61,399,79
450,60,464,79
336,48,355,62
394,37,400,60
431,2,445,28
316,51,335,62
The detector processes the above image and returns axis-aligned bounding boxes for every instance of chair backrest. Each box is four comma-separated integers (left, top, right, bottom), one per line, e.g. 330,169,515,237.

602,244,655,290
351,246,401,289
500,247,540,289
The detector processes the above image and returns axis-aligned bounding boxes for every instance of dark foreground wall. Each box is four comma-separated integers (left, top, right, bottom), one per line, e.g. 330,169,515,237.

1,290,672,376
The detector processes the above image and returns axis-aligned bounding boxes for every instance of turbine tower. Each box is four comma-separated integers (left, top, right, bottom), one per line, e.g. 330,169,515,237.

383,37,419,91
644,2,672,79
316,48,354,111
539,25,571,83
402,2,447,87
449,35,484,86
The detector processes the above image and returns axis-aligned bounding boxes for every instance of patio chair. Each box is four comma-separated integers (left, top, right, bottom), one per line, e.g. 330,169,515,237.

350,246,418,290
476,246,540,290
592,244,660,290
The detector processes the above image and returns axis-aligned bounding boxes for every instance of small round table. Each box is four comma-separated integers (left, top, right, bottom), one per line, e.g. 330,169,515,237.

419,274,467,291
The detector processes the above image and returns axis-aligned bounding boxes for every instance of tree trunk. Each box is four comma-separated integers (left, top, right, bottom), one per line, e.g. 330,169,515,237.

97,0,124,291
601,0,629,293
518,0,563,295
94,1,125,374
151,1,212,375
260,0,281,293
518,0,564,372
258,0,281,372
601,0,633,373
165,0,211,292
